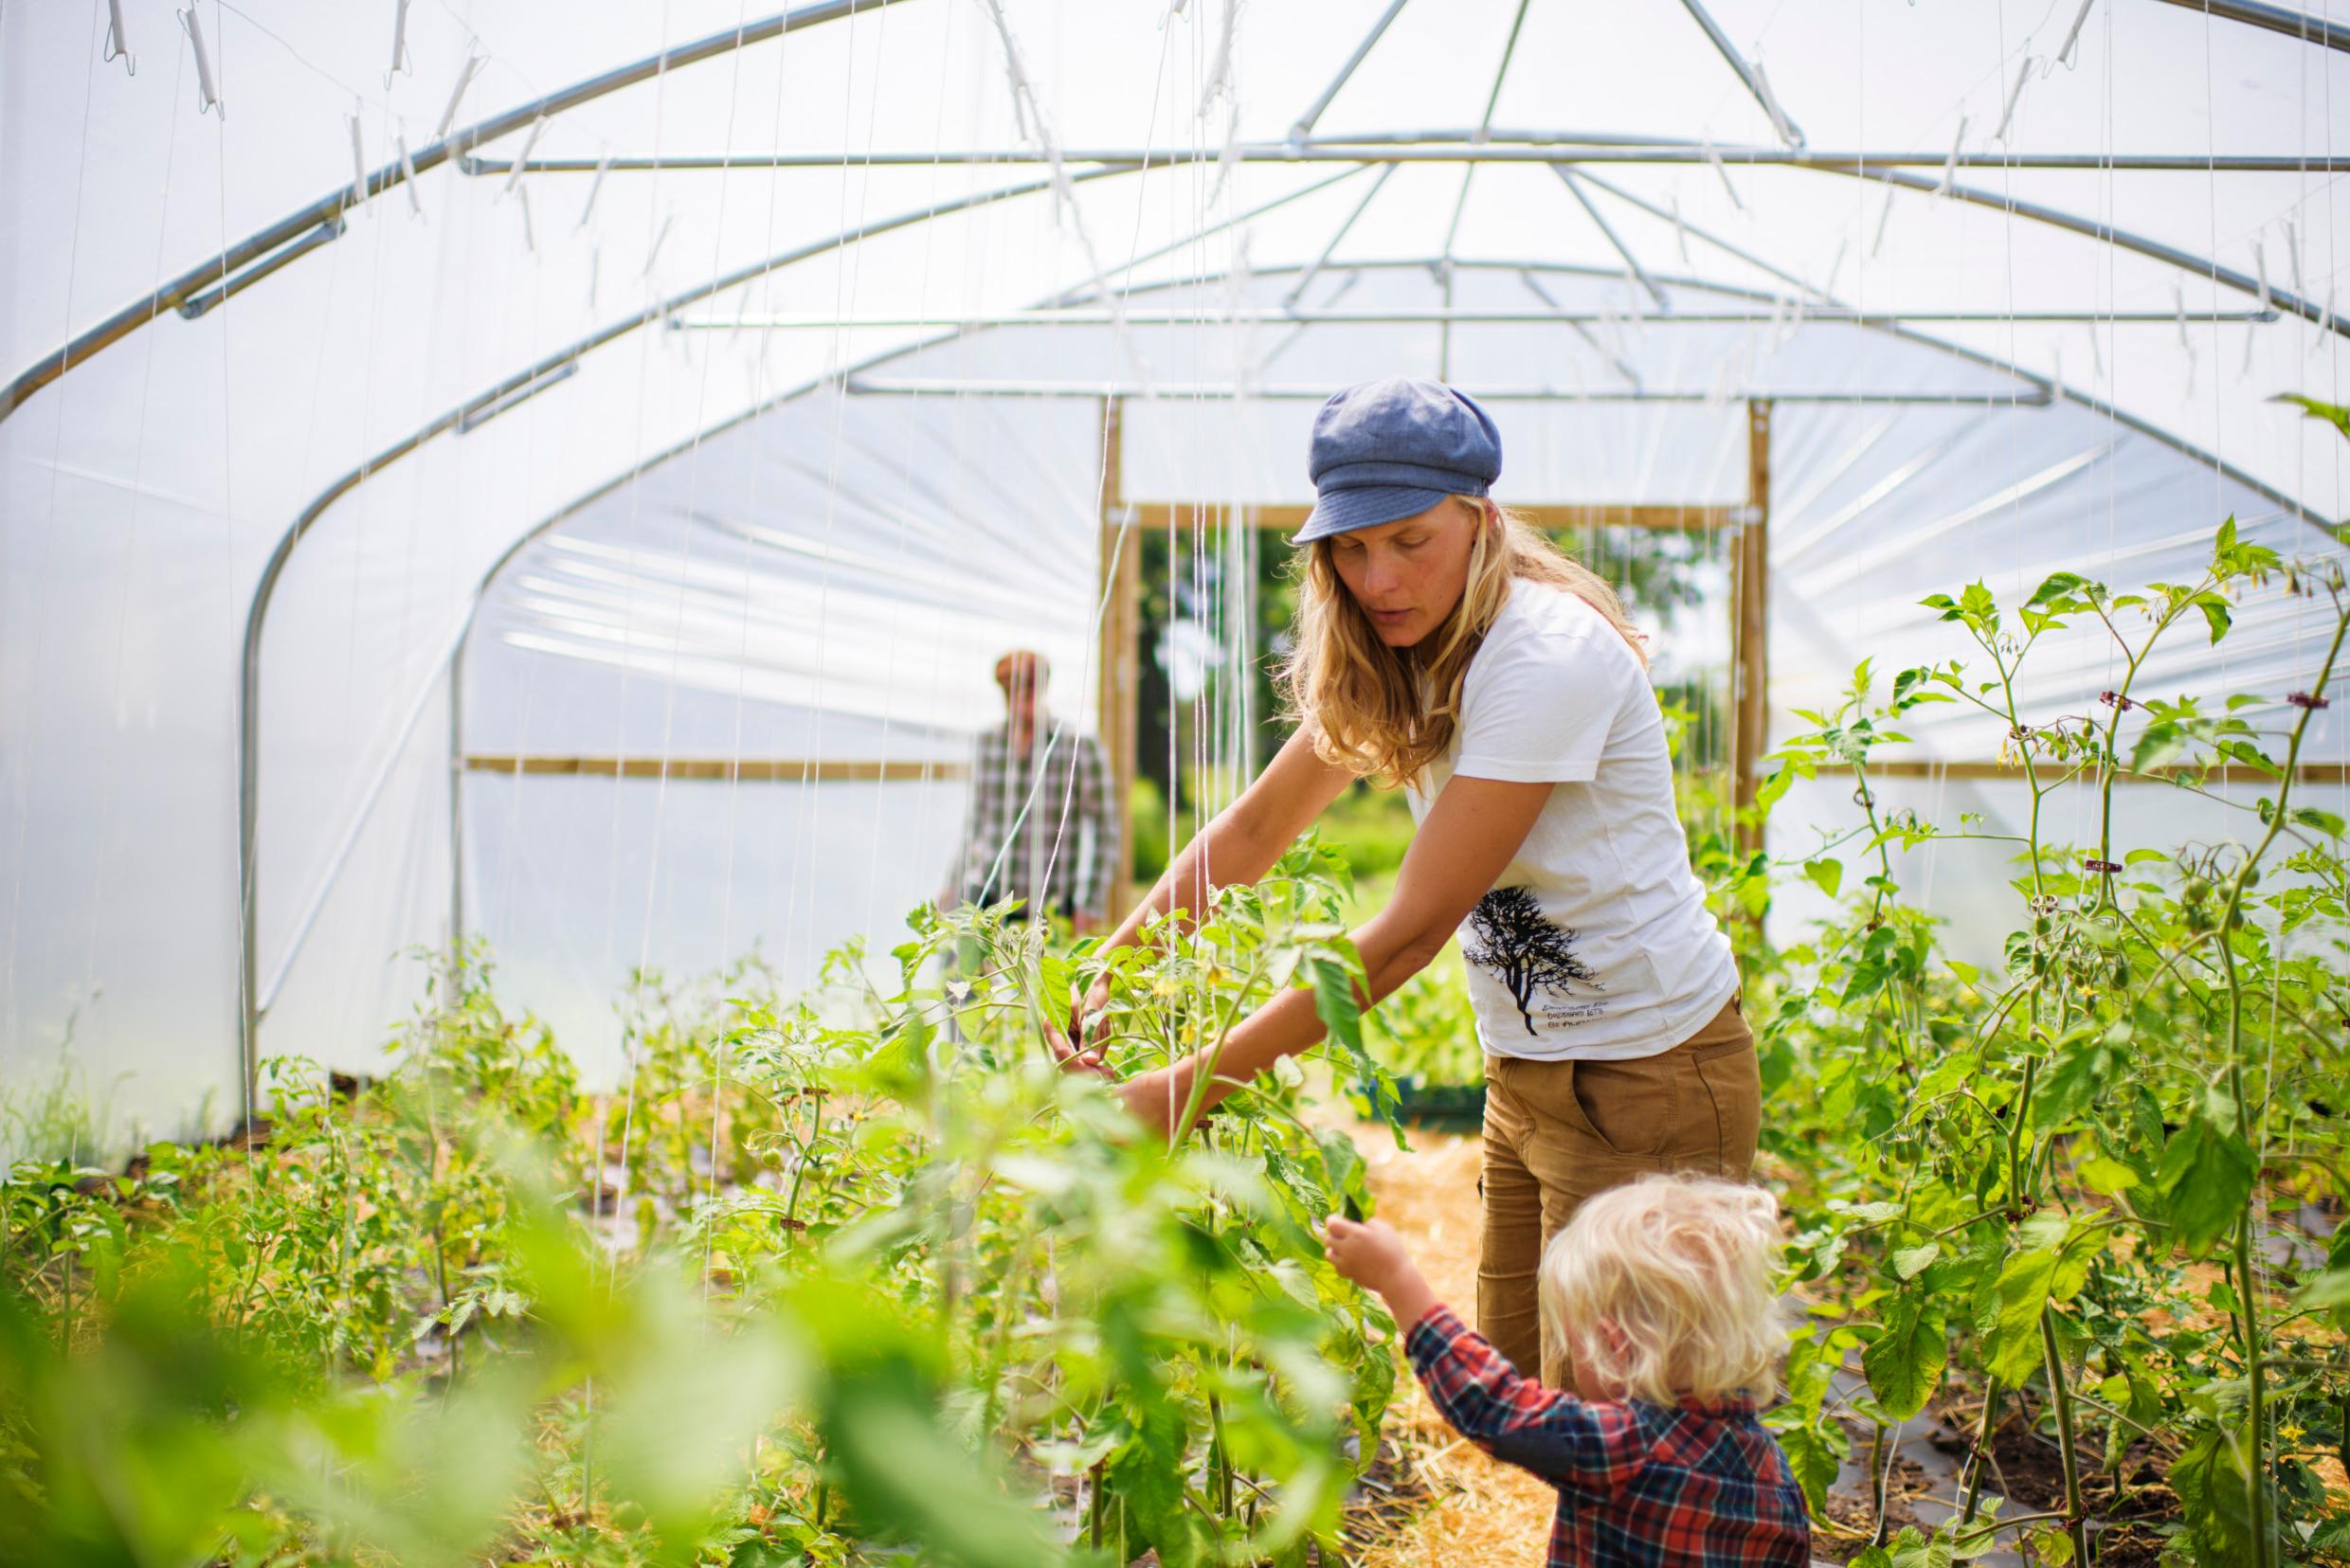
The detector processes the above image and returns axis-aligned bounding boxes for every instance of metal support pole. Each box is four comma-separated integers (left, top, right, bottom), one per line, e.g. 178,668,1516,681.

1291,0,1411,140
1551,165,1671,312
844,377,2049,405
0,0,913,423
1478,0,1534,141
462,146,2350,173
1675,0,1806,145
1283,164,1397,307
1519,271,1644,387
1733,400,1772,856
2142,0,2347,53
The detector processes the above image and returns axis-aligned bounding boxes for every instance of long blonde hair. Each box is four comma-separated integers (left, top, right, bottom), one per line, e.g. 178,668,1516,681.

1541,1172,1787,1405
1278,496,1646,786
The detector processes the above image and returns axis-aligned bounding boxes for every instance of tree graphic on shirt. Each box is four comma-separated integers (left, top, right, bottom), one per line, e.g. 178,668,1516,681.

1462,886,1600,1035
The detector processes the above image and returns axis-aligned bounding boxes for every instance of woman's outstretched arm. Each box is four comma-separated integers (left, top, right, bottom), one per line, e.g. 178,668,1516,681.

1116,772,1552,1136
1102,726,1355,952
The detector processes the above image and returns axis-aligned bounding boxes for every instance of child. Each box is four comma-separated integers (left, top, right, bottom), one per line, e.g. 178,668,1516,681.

1324,1171,1811,1565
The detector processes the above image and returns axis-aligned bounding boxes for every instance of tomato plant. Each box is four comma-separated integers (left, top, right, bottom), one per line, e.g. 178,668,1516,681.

1752,518,2350,1566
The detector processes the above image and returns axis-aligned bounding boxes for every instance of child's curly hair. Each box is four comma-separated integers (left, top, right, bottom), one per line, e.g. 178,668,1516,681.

1540,1172,1787,1405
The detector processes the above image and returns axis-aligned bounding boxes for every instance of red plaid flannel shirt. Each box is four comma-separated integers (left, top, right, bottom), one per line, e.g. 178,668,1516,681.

1404,1306,1812,1566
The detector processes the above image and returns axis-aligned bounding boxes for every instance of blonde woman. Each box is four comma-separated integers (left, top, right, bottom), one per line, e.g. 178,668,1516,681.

1068,377,1757,1388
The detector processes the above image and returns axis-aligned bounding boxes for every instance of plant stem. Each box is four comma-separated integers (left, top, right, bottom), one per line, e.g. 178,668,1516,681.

1866,1421,1889,1548
1956,1374,2001,1523
2208,583,2348,1568
2039,1308,2089,1564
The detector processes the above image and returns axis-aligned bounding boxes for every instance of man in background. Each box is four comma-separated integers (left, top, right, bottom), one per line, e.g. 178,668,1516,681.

942,650,1120,935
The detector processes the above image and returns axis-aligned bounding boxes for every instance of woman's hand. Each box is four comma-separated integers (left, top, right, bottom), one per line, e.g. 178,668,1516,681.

1115,1064,1200,1140
1048,971,1117,1080
1044,1028,1112,1080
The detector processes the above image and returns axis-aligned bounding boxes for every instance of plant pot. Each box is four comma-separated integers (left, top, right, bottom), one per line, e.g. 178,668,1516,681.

1352,1074,1487,1133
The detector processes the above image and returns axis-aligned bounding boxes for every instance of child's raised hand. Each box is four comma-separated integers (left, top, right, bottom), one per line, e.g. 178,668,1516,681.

1322,1216,1411,1292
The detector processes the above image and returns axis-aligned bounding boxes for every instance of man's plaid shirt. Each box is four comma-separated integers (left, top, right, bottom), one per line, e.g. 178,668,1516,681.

1404,1306,1812,1566
953,722,1119,920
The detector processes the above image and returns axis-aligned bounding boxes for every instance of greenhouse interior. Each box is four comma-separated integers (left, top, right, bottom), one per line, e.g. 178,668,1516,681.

3,0,2348,1563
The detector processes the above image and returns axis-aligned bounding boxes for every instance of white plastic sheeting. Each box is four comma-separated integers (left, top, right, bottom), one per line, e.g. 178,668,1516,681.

2,0,2344,1150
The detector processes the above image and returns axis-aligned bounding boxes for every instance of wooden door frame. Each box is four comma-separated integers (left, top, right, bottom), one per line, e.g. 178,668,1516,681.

1094,394,1774,908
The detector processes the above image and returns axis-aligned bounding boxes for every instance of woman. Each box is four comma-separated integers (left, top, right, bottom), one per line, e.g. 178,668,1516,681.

1070,377,1757,1388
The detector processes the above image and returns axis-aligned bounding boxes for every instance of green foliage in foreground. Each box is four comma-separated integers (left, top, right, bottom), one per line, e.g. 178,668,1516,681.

2,844,1397,1567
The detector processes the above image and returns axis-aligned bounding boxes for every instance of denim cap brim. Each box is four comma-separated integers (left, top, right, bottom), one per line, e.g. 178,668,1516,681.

1292,483,1459,543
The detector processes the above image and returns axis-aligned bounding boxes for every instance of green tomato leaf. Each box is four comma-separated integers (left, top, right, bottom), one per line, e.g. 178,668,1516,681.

2075,1154,2140,1196
2274,391,2350,440
1892,1241,1941,1281
2157,1109,2257,1257
1860,1290,1946,1421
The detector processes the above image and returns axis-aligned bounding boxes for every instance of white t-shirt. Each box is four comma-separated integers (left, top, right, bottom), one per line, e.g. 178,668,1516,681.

1404,580,1737,1061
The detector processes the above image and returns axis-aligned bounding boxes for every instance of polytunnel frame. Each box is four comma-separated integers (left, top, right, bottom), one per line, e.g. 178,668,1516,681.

244,234,2318,1122
9,0,2350,420
239,217,2344,1118
7,0,2338,1111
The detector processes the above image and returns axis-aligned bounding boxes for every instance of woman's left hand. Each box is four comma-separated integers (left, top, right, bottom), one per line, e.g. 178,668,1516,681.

1116,1063,1208,1140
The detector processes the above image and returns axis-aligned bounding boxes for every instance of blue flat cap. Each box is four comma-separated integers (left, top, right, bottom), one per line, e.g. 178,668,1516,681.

1295,378,1503,542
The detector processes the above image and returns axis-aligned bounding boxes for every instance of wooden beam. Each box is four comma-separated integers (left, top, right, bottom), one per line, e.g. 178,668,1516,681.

1864,759,2350,785
1731,401,1772,855
461,755,965,783
1124,501,1746,533
1098,396,1142,918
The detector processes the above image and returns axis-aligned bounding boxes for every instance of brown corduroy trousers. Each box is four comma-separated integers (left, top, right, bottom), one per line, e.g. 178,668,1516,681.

1475,993,1761,1388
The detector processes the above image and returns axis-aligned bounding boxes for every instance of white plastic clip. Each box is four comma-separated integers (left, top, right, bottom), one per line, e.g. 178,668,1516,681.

2315,287,2336,360
1700,135,1743,211
1750,61,1800,149
179,8,223,117
501,117,545,197
1871,175,1897,257
2285,216,2306,304
516,184,535,252
2050,0,2095,73
641,213,674,279
435,49,485,141
577,153,613,231
1936,116,1968,197
977,0,1039,143
1197,0,1238,118
388,0,414,86
104,0,135,75
395,133,423,217
2254,237,2270,313
588,243,601,310
1670,193,1690,264
347,113,370,214
2177,282,2197,395
1992,58,2033,143
2087,322,2105,385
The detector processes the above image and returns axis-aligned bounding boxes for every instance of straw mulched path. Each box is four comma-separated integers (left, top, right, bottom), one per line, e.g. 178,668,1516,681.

1328,1121,1564,1567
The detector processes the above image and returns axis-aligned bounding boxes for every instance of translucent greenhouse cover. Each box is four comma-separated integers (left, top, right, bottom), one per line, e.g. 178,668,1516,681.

2,0,2346,1151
